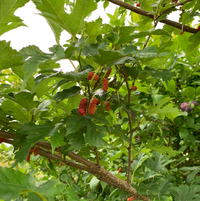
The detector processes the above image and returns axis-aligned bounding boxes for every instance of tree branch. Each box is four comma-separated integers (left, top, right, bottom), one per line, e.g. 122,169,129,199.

107,0,198,34
0,130,151,201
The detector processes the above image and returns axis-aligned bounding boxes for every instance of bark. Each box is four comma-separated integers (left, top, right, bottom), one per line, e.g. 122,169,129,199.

107,0,198,34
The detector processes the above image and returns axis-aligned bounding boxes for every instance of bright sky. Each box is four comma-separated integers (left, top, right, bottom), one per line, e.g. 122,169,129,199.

0,1,193,72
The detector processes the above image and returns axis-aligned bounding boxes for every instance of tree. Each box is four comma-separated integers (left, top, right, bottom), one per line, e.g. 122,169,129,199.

0,0,200,200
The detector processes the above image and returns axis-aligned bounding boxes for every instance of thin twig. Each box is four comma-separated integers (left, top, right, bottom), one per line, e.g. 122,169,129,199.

143,21,159,49
126,111,133,185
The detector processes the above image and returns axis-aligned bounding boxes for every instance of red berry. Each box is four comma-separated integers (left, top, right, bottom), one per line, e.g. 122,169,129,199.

103,78,108,92
89,98,98,115
96,101,101,105
118,168,122,173
29,149,33,154
136,3,140,7
78,98,87,115
33,147,38,156
198,25,200,31
105,101,110,111
59,162,63,167
87,72,99,81
26,154,30,162
105,68,112,78
131,85,137,91
179,6,182,10
78,108,85,115
0,137,6,143
127,197,134,201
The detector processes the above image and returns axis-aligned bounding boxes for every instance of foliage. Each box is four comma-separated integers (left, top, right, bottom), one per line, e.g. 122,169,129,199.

0,0,200,200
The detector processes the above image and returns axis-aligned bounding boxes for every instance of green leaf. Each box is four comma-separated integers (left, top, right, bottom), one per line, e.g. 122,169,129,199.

56,69,90,81
146,152,174,172
183,87,195,99
28,193,43,201
1,100,29,123
116,26,136,46
19,45,53,89
35,100,51,116
180,128,189,140
186,167,200,184
131,153,149,173
7,92,40,111
86,22,111,38
50,123,64,153
0,167,65,201
0,0,29,36
133,46,158,58
14,122,57,164
187,32,200,54
33,78,54,98
93,49,125,66
165,79,176,93
65,46,77,58
146,141,181,157
0,41,23,71
67,130,85,150
116,27,170,46
66,116,106,147
148,97,179,119
0,166,34,200
66,186,81,201
84,124,106,147
33,0,97,38
90,177,100,190
54,86,81,102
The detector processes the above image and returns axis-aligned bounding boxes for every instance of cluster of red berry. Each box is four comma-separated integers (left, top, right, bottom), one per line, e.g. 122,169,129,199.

89,98,98,115
103,78,108,92
78,69,113,115
26,147,38,162
78,98,87,116
87,72,99,81
180,100,198,113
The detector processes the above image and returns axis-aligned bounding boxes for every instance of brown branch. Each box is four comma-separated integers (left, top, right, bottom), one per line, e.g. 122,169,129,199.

0,130,151,201
107,0,198,34
125,111,133,185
